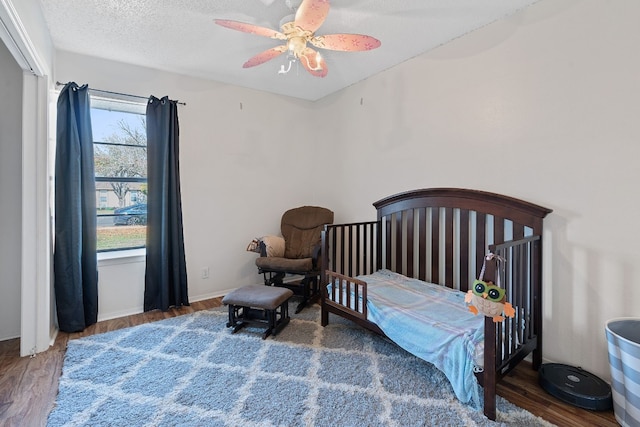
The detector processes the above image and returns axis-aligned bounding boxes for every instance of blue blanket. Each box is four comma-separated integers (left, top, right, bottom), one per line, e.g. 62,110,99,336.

330,269,484,407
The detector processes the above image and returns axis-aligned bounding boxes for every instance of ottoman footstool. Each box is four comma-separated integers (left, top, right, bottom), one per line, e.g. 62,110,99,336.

222,285,294,339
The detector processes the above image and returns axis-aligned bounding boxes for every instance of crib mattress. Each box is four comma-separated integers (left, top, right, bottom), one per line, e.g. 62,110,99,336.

328,269,484,406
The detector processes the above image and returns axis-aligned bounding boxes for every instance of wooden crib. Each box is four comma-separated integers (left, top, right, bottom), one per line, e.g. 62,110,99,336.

320,188,552,420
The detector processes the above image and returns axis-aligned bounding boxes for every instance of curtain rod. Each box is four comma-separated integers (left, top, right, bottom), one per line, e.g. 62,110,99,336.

55,81,186,106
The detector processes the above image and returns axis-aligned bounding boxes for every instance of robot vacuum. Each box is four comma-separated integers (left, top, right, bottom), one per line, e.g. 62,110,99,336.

539,363,612,411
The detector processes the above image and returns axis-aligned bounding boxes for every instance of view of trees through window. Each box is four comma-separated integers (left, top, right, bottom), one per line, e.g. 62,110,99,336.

92,98,147,252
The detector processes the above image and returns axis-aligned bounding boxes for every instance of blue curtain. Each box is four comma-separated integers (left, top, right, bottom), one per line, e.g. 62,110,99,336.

54,83,98,332
144,96,189,311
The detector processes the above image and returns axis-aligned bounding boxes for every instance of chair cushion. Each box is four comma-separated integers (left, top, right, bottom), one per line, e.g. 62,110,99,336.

255,256,313,273
281,206,334,259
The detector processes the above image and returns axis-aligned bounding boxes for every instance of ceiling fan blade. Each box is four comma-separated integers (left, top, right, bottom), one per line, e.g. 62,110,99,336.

214,19,286,40
243,45,288,68
311,33,381,51
294,0,330,33
299,47,328,77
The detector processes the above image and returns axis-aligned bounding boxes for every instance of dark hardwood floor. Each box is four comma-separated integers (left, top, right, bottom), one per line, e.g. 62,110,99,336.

0,298,618,427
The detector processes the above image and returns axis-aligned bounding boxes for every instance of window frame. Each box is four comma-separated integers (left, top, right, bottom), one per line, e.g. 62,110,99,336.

91,95,148,253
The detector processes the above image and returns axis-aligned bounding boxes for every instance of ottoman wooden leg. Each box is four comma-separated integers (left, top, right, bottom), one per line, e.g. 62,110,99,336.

227,305,248,334
262,309,274,340
271,301,291,337
226,304,236,328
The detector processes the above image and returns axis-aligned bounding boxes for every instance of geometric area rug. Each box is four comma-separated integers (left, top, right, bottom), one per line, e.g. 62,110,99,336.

47,303,555,427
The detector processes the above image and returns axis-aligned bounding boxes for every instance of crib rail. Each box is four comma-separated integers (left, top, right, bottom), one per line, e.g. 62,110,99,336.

320,222,383,334
322,210,538,293
480,234,542,418
321,221,380,280
321,270,384,334
323,271,367,319
490,234,543,373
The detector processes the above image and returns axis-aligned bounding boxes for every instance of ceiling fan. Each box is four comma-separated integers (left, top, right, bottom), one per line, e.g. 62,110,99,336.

214,0,381,77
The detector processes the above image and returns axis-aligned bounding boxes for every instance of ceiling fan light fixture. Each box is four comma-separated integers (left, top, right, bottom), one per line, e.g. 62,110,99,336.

302,51,322,71
287,36,306,55
278,59,295,75
215,0,380,78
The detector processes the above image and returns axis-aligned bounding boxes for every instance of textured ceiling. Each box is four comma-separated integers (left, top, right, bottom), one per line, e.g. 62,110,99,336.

39,0,539,101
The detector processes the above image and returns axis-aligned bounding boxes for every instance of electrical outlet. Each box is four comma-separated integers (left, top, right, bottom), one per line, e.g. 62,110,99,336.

201,267,210,279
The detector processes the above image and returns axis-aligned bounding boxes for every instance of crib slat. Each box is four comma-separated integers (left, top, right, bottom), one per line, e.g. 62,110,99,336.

372,222,376,274
406,209,414,278
476,214,486,279
494,216,504,245
417,208,427,282
444,207,454,288
374,221,381,273
355,224,359,275
345,226,349,274
459,209,470,292
395,213,402,274
329,227,336,273
384,218,391,270
336,226,341,273
431,208,440,283
362,224,368,276
348,226,353,276
513,222,525,240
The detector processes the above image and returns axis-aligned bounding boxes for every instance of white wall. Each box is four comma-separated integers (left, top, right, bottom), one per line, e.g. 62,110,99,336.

52,0,640,382
95,253,146,319
0,39,23,340
54,51,334,320
316,0,640,381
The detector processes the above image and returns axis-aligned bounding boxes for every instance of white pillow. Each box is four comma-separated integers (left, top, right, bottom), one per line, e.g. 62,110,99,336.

246,235,285,257
260,235,285,257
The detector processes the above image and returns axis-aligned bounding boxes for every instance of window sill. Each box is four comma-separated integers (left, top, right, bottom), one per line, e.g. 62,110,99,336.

98,248,146,266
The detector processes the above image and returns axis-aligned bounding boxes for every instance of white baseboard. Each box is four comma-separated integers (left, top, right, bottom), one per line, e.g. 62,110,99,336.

96,288,242,322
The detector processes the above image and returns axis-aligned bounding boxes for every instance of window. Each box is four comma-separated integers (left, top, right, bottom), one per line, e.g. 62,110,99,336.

91,96,147,252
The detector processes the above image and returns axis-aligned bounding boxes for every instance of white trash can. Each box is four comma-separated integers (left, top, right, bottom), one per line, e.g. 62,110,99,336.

605,318,640,427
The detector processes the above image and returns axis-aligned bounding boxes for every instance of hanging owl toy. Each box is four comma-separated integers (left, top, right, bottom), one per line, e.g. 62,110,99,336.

465,253,515,322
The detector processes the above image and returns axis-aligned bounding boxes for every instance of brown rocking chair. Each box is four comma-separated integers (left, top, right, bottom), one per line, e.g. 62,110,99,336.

254,206,334,313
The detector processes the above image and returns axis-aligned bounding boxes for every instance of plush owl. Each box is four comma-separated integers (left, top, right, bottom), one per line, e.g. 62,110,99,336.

465,279,515,322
